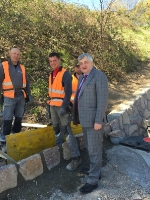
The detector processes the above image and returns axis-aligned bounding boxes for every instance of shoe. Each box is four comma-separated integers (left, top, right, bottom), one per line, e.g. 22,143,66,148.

80,167,101,180
66,157,82,171
0,135,6,143
79,183,98,193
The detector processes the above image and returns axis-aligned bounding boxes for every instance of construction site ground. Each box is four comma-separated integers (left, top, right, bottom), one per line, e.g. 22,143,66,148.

0,60,150,199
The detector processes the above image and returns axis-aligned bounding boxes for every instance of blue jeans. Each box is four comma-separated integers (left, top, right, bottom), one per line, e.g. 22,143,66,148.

1,94,25,137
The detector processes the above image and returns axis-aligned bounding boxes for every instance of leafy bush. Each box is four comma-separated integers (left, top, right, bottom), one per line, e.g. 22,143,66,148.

0,0,149,100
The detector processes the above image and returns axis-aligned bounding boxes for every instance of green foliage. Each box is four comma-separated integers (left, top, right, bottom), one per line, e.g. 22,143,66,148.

29,106,41,115
0,0,150,101
128,0,150,27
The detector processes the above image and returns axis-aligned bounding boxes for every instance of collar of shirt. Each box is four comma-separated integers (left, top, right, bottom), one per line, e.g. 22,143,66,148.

53,67,60,80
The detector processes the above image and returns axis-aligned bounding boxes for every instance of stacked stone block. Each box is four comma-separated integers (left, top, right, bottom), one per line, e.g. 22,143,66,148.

106,88,150,139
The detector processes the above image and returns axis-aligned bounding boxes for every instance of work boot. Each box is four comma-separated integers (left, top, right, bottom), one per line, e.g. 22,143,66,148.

2,120,12,138
12,117,22,133
66,156,82,171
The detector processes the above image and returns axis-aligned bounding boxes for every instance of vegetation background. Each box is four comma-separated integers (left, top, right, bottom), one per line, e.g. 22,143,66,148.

0,0,150,119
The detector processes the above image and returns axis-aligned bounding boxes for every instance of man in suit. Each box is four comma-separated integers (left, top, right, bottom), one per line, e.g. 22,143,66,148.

73,53,108,193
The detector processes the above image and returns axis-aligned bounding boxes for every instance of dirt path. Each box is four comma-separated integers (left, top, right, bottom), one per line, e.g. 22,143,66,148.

108,60,150,113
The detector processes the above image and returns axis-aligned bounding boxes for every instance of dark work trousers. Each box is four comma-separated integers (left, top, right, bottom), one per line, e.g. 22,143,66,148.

1,92,25,138
50,105,80,158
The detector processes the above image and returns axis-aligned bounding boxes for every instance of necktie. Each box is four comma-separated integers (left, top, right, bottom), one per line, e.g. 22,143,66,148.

75,75,88,109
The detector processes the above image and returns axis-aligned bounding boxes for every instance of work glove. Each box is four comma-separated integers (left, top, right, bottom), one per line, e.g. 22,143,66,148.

29,95,34,103
58,107,66,116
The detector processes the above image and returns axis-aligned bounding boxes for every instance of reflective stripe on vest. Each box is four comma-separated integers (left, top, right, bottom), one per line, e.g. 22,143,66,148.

2,61,27,98
48,68,66,106
70,75,78,103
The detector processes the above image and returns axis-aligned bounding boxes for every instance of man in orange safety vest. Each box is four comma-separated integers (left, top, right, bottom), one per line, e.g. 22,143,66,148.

0,47,33,149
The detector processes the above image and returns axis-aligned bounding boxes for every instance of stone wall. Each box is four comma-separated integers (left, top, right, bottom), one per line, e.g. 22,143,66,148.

105,87,150,142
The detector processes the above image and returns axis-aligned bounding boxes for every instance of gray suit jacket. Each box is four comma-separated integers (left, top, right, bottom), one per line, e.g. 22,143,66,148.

73,67,108,127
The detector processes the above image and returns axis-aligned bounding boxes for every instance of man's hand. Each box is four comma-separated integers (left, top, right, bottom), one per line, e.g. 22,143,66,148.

47,99,50,104
94,123,102,131
58,107,66,116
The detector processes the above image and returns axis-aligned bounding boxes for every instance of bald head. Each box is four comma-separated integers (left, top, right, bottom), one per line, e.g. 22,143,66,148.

9,47,20,65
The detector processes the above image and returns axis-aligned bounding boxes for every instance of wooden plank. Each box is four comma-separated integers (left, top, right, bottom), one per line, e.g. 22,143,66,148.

21,123,47,128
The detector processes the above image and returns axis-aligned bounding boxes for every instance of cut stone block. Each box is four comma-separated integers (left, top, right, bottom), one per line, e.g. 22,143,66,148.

18,154,43,181
42,147,60,170
0,164,18,193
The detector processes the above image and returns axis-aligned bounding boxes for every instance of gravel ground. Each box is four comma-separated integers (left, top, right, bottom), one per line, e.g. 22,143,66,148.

1,139,150,200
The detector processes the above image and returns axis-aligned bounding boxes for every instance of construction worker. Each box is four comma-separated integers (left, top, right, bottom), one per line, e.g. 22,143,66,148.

47,52,81,171
0,47,33,146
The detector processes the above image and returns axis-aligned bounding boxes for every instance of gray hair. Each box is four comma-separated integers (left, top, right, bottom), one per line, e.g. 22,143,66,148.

78,53,93,63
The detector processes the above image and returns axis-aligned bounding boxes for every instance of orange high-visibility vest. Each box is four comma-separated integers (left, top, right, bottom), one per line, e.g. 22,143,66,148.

48,68,66,106
71,75,78,103
2,61,27,98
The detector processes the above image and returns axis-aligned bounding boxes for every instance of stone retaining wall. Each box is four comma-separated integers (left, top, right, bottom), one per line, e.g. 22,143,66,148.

105,87,150,140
